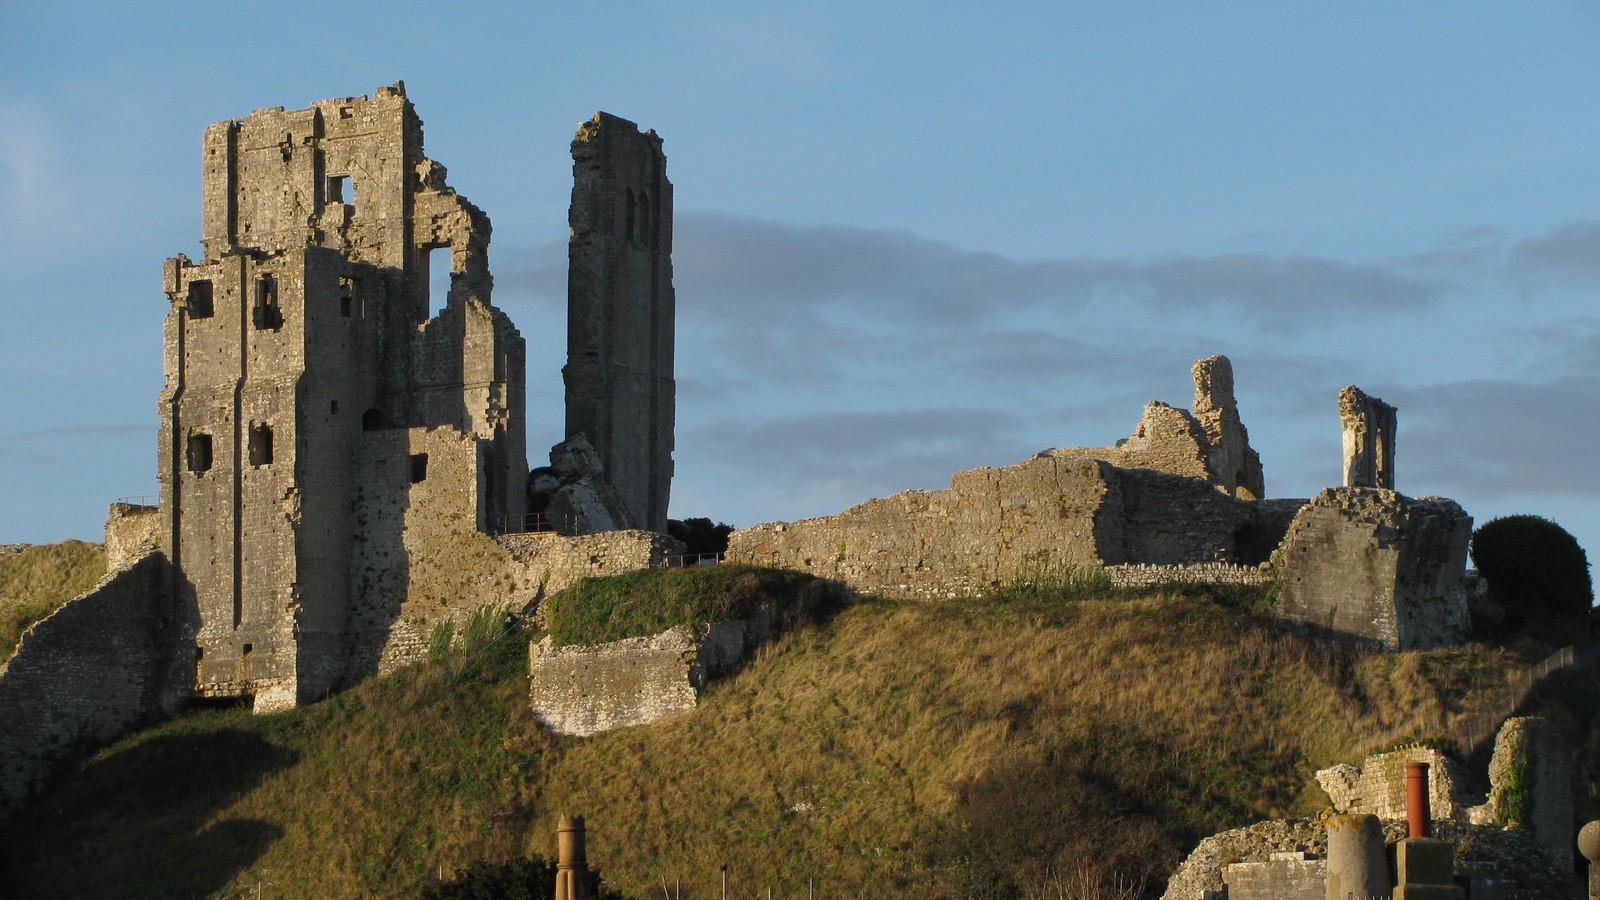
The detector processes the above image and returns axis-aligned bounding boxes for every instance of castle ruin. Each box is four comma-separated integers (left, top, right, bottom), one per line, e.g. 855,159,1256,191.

158,83,529,710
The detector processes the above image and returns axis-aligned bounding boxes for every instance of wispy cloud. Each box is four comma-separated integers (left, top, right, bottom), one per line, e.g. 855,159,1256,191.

1395,375,1600,500
1509,221,1600,283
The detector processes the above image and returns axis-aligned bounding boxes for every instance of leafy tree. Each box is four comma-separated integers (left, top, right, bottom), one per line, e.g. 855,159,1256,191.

667,517,734,557
1469,515,1593,639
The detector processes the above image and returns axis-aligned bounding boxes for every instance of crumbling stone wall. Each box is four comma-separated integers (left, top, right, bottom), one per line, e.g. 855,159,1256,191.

1273,487,1471,649
1191,355,1265,499
0,553,173,817
1315,745,1474,823
1221,852,1323,899
726,454,1255,600
564,112,675,533
1106,562,1274,590
346,423,680,678
1162,816,1565,900
1473,716,1572,872
1339,385,1396,490
1050,355,1264,499
103,502,159,570
529,581,838,735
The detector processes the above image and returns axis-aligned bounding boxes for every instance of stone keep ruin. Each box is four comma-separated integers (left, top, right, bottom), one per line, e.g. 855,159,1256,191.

0,84,687,815
154,85,677,711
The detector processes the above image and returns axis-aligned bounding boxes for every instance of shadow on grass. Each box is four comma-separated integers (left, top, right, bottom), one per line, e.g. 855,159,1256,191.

0,725,297,899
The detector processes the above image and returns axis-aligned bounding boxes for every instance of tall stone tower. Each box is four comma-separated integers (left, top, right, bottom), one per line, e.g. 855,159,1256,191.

157,83,526,711
564,113,676,533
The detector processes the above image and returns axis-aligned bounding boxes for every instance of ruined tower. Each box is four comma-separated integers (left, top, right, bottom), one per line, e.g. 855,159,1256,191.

564,113,676,533
158,83,526,711
1339,385,1396,490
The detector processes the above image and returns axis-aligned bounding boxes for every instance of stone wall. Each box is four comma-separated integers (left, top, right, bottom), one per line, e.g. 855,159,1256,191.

1315,745,1473,823
0,553,171,818
1476,716,1572,872
529,582,838,736
1106,562,1274,590
726,455,1257,601
1049,355,1265,499
1273,487,1471,650
1221,853,1324,899
347,423,680,680
103,503,159,570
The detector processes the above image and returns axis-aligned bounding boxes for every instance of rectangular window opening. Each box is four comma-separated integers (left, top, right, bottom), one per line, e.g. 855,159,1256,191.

327,174,352,209
410,452,428,483
187,280,214,319
252,274,282,330
339,275,363,318
426,246,451,317
248,423,274,466
186,432,214,473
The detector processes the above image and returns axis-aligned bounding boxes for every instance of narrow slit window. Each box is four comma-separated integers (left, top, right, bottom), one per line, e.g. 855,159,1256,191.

636,191,650,244
252,274,282,330
339,275,363,318
624,188,635,241
187,432,214,473
426,246,450,316
410,452,428,483
248,422,274,466
187,280,214,319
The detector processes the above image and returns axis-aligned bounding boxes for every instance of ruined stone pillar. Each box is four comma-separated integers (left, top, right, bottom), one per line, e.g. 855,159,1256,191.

1324,813,1388,900
1488,716,1573,872
555,814,590,900
564,112,676,534
1191,355,1265,499
1338,386,1396,489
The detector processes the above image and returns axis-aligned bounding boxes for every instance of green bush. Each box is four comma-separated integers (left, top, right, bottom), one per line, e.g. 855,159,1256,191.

1470,515,1593,638
544,565,821,646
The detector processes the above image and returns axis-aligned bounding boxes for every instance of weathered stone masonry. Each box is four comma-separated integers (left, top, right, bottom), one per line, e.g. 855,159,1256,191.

0,554,173,816
158,83,530,711
563,113,676,534
728,360,1473,651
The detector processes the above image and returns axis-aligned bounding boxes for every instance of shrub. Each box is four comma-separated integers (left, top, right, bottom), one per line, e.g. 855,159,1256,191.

666,517,733,557
544,565,821,646
1470,515,1593,638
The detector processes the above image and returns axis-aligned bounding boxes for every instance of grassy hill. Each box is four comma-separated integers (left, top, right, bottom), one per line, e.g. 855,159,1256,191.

0,541,105,658
0,562,1588,899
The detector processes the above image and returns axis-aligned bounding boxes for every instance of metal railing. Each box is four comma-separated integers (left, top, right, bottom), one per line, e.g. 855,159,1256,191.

492,512,576,536
1453,643,1598,755
660,553,724,568
114,495,161,507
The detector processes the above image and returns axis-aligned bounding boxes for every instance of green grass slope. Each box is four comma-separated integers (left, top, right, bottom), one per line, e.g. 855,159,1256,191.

0,541,105,658
0,574,1542,899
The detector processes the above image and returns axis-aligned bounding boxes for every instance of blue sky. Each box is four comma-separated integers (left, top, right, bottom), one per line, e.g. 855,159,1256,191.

3,3,1598,568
